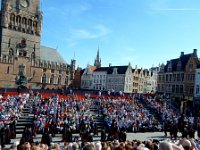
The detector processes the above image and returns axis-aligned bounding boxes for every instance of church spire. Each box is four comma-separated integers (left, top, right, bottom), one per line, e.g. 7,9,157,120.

94,47,101,68
97,47,100,61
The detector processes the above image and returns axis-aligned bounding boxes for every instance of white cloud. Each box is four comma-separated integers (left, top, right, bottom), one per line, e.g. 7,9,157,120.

70,24,111,40
155,8,200,11
146,0,200,13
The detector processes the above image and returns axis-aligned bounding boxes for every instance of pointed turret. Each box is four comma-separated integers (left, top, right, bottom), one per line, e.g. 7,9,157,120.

94,47,101,68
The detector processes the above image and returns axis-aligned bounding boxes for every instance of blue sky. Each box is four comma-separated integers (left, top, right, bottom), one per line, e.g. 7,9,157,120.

40,0,200,68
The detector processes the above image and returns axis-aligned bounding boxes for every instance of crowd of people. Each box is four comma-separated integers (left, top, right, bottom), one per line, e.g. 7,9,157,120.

0,93,31,148
142,96,200,140
1,91,200,150
7,138,200,150
101,97,162,134
32,95,98,140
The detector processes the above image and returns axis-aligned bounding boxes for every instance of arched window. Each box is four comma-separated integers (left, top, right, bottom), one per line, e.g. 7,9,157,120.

9,48,14,56
65,76,68,85
50,74,54,84
22,17,27,31
10,14,15,23
16,15,21,26
28,19,32,27
33,21,37,32
28,19,32,32
42,73,47,83
57,75,62,85
7,66,10,74
23,51,27,57
31,52,35,59
8,38,11,47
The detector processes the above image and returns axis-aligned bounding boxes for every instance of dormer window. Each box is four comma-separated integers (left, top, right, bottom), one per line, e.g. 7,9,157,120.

167,61,172,72
113,68,118,74
189,64,193,72
160,65,165,72
177,60,182,71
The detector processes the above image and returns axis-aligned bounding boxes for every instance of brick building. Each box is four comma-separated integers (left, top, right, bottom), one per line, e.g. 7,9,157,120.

157,49,199,104
0,0,75,89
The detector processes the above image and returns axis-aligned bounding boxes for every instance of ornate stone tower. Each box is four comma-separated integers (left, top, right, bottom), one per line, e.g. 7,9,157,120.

94,48,101,68
0,0,42,59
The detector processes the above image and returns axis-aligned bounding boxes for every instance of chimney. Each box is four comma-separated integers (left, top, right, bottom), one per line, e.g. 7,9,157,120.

180,52,184,57
193,49,197,56
109,63,112,67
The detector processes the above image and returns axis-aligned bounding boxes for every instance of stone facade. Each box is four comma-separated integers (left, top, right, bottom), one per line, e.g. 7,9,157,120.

81,65,96,89
93,69,107,90
71,67,83,89
106,64,133,93
132,67,139,93
0,0,74,89
194,66,200,98
137,68,144,93
0,55,73,89
132,67,158,94
143,69,152,94
149,67,159,93
0,0,41,58
81,63,133,93
157,49,199,101
194,65,200,111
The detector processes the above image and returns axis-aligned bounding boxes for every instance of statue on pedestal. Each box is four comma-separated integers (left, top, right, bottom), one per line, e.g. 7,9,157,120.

15,64,28,86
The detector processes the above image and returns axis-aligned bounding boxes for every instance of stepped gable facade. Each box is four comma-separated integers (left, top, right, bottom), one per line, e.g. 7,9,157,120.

157,49,199,102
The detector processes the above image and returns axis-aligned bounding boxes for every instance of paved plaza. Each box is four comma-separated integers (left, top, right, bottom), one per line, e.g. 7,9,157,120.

5,131,199,149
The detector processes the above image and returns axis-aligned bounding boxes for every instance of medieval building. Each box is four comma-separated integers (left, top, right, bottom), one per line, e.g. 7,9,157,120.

0,0,75,90
157,49,199,113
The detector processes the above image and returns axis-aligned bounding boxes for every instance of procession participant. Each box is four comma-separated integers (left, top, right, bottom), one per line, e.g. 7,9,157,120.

41,128,52,147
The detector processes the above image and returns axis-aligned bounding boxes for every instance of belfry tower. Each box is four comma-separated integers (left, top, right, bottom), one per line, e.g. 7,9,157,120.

0,0,42,59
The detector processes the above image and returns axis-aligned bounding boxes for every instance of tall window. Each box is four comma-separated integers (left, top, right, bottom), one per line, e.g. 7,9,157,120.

57,75,62,85
7,66,10,74
196,85,200,94
10,14,15,25
180,85,183,93
16,15,21,26
166,74,168,82
33,21,37,32
31,52,35,59
8,39,11,48
28,19,32,30
50,74,54,84
42,73,47,83
22,17,27,30
177,61,182,71
9,49,14,56
65,76,68,85
177,74,180,81
51,69,54,73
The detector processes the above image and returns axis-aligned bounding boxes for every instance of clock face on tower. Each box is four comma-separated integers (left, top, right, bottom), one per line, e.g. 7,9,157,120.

20,0,29,8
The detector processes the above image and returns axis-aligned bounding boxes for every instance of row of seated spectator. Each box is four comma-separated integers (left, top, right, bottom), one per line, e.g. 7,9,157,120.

8,138,200,150
0,93,30,148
